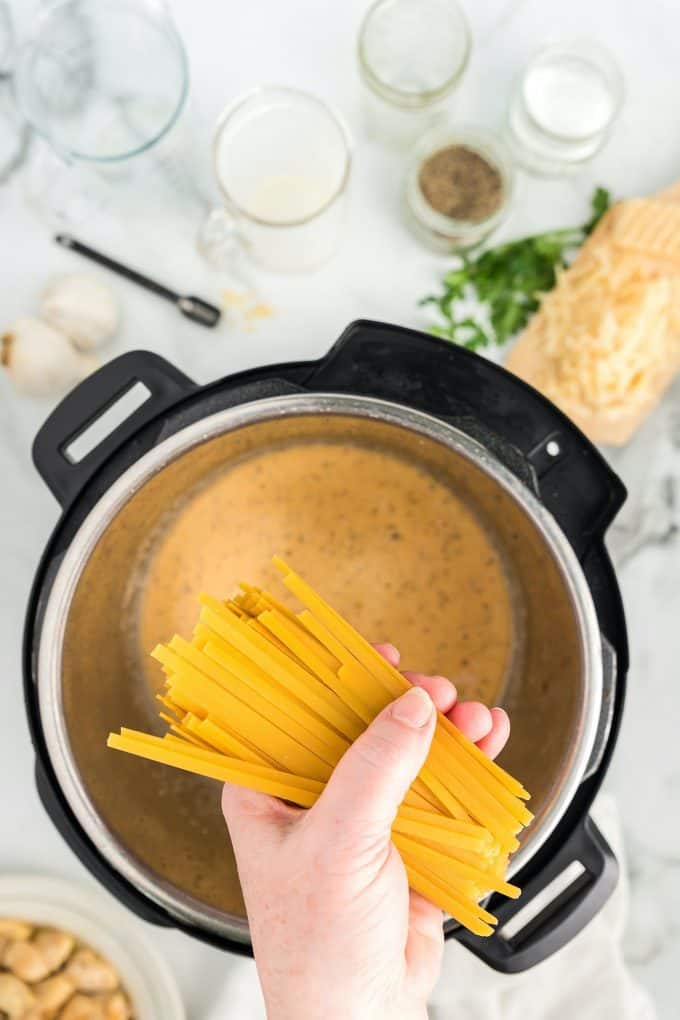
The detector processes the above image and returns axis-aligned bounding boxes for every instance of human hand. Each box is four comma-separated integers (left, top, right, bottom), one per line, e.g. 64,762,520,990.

222,645,510,1020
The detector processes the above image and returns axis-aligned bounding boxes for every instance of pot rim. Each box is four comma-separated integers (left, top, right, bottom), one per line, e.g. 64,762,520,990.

36,392,603,940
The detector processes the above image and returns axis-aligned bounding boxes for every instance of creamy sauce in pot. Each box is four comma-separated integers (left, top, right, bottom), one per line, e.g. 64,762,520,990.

137,442,516,704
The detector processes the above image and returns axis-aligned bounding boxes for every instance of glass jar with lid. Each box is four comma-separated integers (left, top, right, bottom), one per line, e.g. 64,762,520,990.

357,0,471,149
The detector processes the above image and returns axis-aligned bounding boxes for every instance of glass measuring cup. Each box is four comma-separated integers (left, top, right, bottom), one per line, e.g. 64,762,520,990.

199,87,352,274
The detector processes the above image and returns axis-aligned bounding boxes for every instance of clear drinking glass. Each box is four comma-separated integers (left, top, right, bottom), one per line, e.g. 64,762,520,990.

12,0,199,229
505,39,624,176
14,0,188,163
357,0,471,149
200,87,352,274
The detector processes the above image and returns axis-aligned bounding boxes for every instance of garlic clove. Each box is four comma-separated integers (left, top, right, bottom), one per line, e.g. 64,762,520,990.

102,991,132,1020
0,919,33,941
3,938,51,983
0,971,35,1019
42,274,120,351
29,973,75,1016
60,993,106,1020
1,317,97,397
32,929,76,975
65,949,119,993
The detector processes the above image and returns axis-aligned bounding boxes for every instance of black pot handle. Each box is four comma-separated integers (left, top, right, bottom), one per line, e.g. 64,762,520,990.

34,760,175,928
307,320,627,557
454,815,618,972
32,351,195,508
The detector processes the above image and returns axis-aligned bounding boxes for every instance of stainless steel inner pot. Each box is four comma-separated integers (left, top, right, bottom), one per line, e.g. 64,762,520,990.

37,394,602,945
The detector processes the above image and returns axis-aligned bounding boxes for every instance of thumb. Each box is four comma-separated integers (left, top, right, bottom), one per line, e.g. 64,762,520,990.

314,686,436,842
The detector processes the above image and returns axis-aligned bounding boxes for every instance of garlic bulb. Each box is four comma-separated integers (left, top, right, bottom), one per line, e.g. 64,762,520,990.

42,274,120,351
1,317,97,396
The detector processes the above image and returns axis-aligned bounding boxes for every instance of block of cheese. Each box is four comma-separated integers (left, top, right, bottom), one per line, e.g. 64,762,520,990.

506,185,680,446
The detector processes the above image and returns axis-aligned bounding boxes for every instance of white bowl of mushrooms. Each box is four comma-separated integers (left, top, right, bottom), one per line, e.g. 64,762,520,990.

0,874,184,1020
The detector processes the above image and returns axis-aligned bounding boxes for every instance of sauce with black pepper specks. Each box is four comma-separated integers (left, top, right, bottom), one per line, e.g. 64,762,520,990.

138,443,515,704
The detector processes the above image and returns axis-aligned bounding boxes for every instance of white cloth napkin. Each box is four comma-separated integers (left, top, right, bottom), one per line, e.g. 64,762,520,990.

204,795,655,1020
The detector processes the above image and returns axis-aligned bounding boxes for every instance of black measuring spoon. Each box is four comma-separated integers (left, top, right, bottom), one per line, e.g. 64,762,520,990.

55,234,221,328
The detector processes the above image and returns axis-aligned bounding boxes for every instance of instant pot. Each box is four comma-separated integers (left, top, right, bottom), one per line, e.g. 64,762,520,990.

24,321,627,973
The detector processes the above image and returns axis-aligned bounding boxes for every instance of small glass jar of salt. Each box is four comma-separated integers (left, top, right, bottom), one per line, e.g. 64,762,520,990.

357,0,471,149
505,39,624,175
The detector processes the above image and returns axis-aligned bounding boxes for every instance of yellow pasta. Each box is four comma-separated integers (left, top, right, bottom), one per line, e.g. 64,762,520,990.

108,731,321,807
199,600,363,737
278,558,530,802
391,816,491,854
401,852,497,937
108,557,532,936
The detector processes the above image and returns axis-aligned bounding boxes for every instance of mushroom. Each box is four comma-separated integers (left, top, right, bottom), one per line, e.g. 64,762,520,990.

33,930,76,974
65,950,118,993
0,920,32,941
0,972,35,1019
1,317,98,397
60,994,106,1020
102,992,131,1020
41,274,120,352
3,938,51,983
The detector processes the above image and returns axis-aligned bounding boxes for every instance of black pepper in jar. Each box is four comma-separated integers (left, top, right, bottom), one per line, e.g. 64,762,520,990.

418,144,503,222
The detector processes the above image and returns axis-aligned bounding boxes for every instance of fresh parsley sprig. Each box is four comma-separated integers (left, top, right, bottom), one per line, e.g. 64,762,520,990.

420,187,611,351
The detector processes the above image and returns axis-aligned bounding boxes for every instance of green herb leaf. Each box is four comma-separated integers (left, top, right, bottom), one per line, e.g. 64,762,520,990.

585,187,611,235
421,186,612,351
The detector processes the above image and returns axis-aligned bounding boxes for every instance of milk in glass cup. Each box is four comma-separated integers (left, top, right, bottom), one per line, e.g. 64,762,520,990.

201,87,352,274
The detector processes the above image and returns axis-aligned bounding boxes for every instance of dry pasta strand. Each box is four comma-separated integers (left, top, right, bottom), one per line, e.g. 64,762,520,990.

107,557,533,937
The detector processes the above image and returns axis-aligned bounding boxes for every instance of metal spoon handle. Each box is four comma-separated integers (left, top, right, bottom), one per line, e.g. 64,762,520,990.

55,233,178,302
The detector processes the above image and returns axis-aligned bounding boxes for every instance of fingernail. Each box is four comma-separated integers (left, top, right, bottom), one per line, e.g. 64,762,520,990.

377,642,400,664
392,687,433,729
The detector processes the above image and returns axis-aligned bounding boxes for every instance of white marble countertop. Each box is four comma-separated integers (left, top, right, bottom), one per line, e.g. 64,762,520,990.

1,0,679,1017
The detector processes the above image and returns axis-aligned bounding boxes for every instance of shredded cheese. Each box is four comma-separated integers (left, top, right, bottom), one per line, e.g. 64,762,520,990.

507,191,680,445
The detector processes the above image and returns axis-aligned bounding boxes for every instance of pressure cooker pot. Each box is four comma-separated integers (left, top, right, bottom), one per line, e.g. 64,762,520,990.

24,321,627,973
